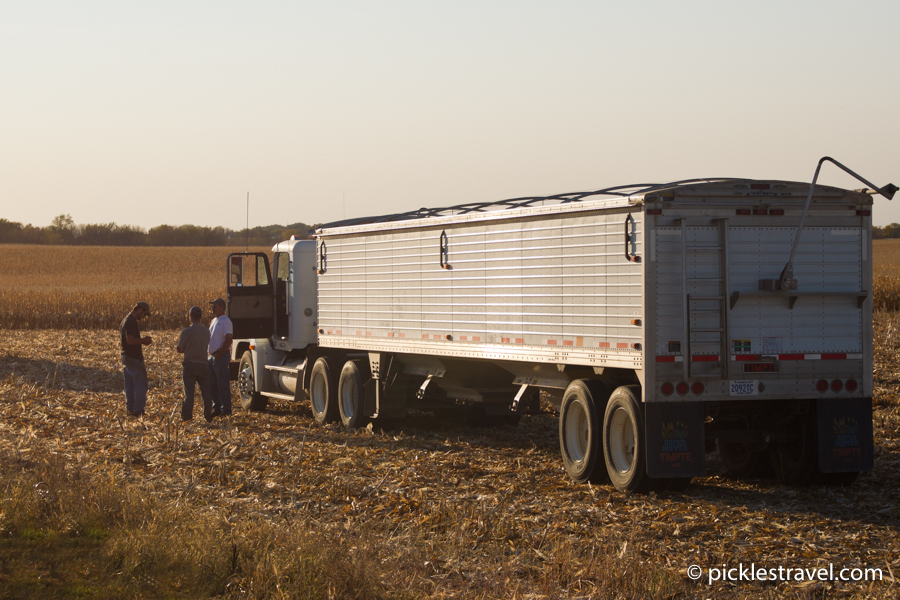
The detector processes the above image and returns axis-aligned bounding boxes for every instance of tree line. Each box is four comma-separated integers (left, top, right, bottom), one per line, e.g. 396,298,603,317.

873,224,900,239
0,214,316,246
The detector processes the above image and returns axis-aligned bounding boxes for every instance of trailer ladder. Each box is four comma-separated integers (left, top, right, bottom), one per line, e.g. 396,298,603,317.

679,218,731,379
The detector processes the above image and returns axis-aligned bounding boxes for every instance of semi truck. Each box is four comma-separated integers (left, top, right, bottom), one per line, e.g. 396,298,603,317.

225,157,895,492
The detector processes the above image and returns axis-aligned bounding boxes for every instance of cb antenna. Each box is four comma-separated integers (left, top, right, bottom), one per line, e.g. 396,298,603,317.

246,191,249,251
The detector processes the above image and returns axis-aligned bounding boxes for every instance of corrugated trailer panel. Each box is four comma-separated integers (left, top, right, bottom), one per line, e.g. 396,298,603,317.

317,208,644,365
654,225,864,358
728,227,863,355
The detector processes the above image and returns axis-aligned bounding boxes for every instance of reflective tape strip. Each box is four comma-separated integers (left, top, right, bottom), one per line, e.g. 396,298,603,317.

691,355,720,362
730,353,862,361
655,356,684,362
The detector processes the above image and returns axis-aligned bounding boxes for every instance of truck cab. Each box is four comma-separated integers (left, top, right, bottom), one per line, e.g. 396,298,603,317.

227,238,318,410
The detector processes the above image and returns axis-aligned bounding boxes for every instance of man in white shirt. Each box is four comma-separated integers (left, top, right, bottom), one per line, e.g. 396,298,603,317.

208,297,234,417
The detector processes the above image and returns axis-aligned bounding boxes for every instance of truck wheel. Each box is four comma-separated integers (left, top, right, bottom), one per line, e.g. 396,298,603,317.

310,357,340,425
339,360,370,429
559,380,611,484
602,385,654,493
769,409,822,486
238,351,268,412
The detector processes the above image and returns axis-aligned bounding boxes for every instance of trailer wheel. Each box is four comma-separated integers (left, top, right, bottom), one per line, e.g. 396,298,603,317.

769,409,821,486
338,360,370,429
310,357,340,425
823,471,859,486
238,351,268,412
719,441,771,479
559,380,611,484
665,477,692,492
602,385,656,493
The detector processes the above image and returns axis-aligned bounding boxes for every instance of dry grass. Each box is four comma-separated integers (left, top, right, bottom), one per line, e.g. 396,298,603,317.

0,244,270,329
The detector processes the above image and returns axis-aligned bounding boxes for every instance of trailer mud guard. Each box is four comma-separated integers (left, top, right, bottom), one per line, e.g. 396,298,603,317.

644,402,706,478
816,397,874,473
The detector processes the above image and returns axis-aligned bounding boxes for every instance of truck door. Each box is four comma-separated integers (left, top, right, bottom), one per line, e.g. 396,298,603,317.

226,253,274,339
273,251,290,339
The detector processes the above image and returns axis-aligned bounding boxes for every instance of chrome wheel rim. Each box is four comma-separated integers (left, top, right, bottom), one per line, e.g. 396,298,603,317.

609,407,636,474
311,371,326,414
341,376,357,419
238,363,253,400
564,399,590,462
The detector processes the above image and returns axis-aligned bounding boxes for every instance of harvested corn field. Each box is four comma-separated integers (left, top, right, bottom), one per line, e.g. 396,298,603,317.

874,239,900,312
1,326,899,598
0,244,270,329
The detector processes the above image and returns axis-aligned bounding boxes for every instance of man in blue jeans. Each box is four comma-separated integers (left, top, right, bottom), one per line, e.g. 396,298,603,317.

208,298,234,417
120,301,153,417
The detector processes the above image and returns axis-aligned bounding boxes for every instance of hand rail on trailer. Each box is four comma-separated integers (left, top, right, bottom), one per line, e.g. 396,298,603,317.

315,177,742,231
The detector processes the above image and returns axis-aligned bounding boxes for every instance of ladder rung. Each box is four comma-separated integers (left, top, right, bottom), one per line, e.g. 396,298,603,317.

685,246,722,251
689,295,724,301
691,328,725,333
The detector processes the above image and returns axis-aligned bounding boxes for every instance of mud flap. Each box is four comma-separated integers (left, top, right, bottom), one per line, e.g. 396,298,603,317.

816,397,874,473
645,402,706,478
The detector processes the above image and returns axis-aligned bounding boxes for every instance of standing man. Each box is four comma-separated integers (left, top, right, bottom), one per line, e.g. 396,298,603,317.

177,306,213,422
208,297,234,417
120,301,153,417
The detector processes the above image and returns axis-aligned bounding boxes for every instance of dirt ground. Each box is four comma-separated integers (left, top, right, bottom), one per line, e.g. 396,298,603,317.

1,328,898,598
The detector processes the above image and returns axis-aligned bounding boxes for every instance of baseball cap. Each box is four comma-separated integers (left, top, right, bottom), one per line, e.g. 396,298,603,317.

189,306,202,316
136,301,151,315
209,298,226,308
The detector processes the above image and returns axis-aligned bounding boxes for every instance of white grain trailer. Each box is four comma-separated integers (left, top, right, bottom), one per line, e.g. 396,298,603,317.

226,158,895,492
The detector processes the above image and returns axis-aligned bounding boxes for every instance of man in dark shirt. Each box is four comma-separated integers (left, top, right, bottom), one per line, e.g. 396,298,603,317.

120,301,153,416
177,306,213,422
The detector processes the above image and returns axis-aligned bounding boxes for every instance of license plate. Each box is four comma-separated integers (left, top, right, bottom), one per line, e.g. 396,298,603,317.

729,380,759,396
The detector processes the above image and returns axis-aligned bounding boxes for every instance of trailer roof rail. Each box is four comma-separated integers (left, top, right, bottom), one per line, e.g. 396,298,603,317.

315,177,742,231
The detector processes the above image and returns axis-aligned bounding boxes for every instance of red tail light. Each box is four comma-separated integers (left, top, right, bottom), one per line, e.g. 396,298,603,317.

831,379,844,393
691,382,705,395
753,209,768,215
661,382,674,396
676,382,689,395
769,209,784,215
845,379,858,392
816,379,829,393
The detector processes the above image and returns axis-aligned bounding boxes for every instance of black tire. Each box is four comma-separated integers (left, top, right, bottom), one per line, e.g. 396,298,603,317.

720,441,772,479
602,385,655,493
665,477,692,492
769,408,822,486
559,380,611,485
338,360,370,429
310,357,340,425
238,351,268,412
823,471,859,486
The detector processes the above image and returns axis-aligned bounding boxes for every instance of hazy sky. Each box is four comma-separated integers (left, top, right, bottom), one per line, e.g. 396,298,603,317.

2,1,898,230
